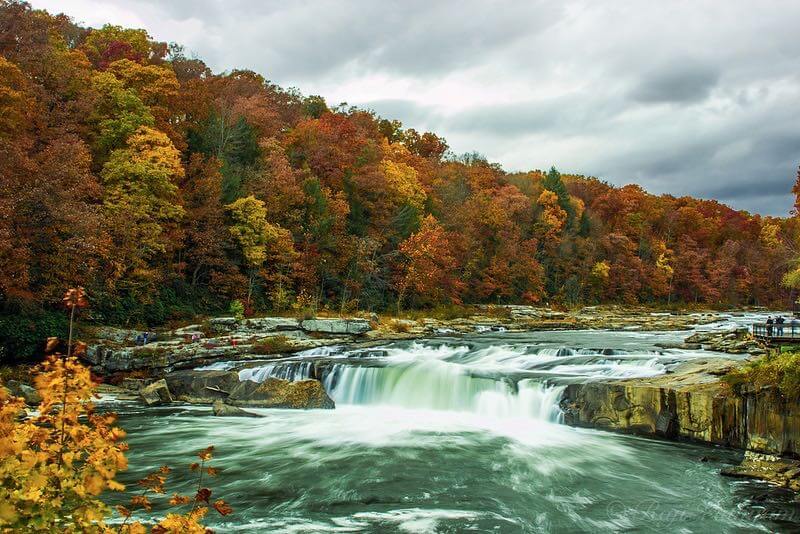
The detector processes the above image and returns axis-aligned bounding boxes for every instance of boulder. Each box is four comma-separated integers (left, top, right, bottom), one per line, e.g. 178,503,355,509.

301,318,371,335
164,370,241,403
139,379,173,406
94,326,139,344
228,378,335,409
6,380,42,405
211,399,261,417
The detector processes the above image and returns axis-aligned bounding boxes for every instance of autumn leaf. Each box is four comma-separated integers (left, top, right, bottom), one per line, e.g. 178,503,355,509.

116,505,132,518
131,494,152,511
169,493,192,505
197,445,214,461
212,499,233,516
195,487,212,503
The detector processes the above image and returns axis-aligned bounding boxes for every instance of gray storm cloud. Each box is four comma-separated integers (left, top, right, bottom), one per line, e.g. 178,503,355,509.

32,0,800,215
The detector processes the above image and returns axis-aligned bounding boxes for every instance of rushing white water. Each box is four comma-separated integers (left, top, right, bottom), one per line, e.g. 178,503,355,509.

238,361,313,383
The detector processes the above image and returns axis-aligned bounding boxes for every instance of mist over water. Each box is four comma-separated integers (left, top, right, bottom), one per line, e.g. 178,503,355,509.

110,325,799,532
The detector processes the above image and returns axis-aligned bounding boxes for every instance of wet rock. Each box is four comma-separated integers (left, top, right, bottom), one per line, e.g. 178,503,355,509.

212,399,261,418
561,358,800,456
228,378,335,409
301,318,371,335
722,451,800,491
6,380,42,405
165,370,241,403
655,342,702,350
122,377,154,392
139,379,173,406
684,328,765,355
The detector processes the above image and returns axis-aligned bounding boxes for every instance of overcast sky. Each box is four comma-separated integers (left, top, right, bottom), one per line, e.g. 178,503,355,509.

31,0,800,216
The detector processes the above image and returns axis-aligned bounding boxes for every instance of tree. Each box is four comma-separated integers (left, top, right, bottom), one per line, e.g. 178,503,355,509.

394,215,462,311
225,195,294,308
542,167,575,224
101,126,185,293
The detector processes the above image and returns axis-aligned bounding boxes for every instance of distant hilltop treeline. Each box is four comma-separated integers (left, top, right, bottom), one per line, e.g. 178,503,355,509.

1,0,798,357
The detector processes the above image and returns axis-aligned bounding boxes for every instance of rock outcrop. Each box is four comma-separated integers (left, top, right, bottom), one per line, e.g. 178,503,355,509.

227,378,335,409
211,399,261,417
721,451,800,491
164,369,334,409
561,358,800,456
684,328,766,355
139,379,173,406
301,318,371,335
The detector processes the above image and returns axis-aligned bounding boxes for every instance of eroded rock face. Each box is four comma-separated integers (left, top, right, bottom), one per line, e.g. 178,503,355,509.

164,370,334,409
165,370,241,403
561,358,800,456
301,318,371,335
228,378,335,409
139,379,173,406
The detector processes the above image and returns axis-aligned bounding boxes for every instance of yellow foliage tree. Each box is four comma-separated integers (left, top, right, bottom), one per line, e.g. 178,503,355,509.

226,195,294,307
537,189,567,241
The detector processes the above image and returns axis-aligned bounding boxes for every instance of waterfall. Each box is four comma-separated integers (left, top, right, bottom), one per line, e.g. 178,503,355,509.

238,361,314,383
323,360,565,423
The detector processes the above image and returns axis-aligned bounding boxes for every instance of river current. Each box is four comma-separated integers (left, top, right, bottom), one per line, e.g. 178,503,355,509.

108,315,800,532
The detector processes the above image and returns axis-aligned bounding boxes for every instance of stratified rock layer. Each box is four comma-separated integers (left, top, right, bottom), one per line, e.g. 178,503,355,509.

561,358,800,456
165,370,334,409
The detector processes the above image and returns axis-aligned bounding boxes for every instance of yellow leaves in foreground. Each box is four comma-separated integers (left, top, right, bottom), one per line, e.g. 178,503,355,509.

0,353,233,532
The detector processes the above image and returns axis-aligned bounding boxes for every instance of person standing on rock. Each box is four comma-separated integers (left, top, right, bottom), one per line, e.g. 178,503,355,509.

767,317,774,337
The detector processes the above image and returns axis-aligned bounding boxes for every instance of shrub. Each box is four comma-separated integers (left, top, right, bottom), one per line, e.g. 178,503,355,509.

724,351,800,399
229,300,245,321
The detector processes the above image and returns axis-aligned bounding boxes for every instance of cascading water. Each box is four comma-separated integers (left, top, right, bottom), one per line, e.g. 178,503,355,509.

323,359,565,422
238,361,314,382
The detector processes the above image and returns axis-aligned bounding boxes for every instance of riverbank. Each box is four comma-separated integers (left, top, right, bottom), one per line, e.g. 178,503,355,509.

82,305,727,375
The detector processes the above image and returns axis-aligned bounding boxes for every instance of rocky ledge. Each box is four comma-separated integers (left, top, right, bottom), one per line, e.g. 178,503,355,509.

561,358,800,454
83,308,726,374
84,317,372,373
117,370,335,410
560,357,800,489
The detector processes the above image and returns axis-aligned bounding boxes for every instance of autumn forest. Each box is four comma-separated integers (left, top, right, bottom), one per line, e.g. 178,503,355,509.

1,1,798,360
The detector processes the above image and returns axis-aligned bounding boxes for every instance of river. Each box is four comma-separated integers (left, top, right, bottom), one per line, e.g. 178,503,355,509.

107,320,800,532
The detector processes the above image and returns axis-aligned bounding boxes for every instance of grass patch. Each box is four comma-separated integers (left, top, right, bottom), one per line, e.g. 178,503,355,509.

250,336,295,355
724,351,800,399
389,320,412,333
